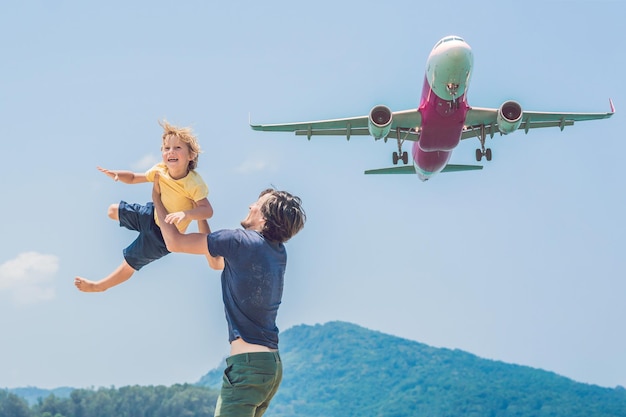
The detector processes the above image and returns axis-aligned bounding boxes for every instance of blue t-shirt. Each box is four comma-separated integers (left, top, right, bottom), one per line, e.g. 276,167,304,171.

207,229,287,349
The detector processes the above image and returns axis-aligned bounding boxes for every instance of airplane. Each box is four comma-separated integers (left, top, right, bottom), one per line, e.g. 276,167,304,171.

250,35,615,181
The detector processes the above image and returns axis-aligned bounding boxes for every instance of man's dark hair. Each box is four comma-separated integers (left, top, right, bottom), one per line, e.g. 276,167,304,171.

259,189,306,243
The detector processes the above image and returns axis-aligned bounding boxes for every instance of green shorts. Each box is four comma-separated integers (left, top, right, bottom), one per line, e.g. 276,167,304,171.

214,351,283,417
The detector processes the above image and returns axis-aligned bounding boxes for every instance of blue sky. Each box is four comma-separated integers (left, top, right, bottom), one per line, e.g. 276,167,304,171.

1,0,625,390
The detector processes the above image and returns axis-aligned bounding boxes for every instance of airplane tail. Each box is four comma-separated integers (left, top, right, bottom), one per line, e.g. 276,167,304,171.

364,164,483,175
441,164,483,173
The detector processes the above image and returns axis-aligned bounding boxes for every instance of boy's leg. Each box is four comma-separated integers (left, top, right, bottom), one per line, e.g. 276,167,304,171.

74,201,166,293
107,203,120,221
74,260,135,292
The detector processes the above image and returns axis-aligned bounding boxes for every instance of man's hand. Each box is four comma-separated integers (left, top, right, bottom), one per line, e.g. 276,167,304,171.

152,172,162,202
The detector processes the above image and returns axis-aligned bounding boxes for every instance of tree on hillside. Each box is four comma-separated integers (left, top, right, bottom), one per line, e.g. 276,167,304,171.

0,390,32,417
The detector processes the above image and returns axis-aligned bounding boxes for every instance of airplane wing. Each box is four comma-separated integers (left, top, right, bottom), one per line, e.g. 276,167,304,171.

252,100,614,142
461,100,615,140
250,108,422,140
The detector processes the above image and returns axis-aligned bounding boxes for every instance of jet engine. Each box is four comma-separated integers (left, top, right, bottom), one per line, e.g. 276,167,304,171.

496,101,523,134
368,105,393,139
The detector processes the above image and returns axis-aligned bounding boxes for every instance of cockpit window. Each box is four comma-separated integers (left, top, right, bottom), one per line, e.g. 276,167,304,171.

434,36,465,48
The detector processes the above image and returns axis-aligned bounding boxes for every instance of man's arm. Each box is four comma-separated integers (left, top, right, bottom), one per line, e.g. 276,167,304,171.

152,174,211,256
197,219,225,270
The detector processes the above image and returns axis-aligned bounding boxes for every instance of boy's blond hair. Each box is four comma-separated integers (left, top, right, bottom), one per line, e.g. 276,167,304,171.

159,120,202,170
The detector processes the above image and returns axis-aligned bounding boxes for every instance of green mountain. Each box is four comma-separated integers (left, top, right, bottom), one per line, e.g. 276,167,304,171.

5,321,626,416
8,387,73,406
199,321,626,417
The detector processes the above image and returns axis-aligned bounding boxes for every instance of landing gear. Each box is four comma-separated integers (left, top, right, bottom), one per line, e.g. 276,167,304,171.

475,124,492,162
393,151,408,165
475,148,492,162
392,128,409,165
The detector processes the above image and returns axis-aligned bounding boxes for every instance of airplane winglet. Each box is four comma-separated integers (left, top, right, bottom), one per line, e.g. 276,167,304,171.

249,113,261,130
609,98,616,114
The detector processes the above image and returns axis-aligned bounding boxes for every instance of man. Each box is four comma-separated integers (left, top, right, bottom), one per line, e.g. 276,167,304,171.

152,174,306,417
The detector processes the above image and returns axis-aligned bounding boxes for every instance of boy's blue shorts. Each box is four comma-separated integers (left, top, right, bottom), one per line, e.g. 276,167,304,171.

119,201,170,271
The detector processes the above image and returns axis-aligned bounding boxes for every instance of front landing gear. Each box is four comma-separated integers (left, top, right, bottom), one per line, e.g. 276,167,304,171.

475,124,492,162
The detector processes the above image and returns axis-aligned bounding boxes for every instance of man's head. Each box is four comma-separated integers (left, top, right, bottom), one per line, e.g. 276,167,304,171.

241,189,306,243
159,120,201,170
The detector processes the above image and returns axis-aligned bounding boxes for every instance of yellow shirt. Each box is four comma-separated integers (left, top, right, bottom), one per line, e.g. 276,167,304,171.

145,163,209,233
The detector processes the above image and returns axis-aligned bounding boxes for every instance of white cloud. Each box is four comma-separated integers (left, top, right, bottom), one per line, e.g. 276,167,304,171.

131,153,160,172
234,155,279,174
0,252,59,304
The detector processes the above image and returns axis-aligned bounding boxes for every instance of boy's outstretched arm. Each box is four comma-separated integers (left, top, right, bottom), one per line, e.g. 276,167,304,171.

98,166,147,184
152,174,212,257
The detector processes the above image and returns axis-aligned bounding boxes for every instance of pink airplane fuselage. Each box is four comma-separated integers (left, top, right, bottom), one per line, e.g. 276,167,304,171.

412,78,469,176
411,36,473,181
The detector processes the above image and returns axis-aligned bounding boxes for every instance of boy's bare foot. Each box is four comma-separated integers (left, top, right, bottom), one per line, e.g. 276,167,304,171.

74,277,104,292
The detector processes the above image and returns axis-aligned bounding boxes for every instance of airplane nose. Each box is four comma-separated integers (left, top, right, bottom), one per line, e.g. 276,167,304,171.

441,43,472,68
427,40,473,101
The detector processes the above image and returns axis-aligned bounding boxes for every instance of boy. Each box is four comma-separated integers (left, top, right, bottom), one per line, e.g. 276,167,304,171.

74,120,213,292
